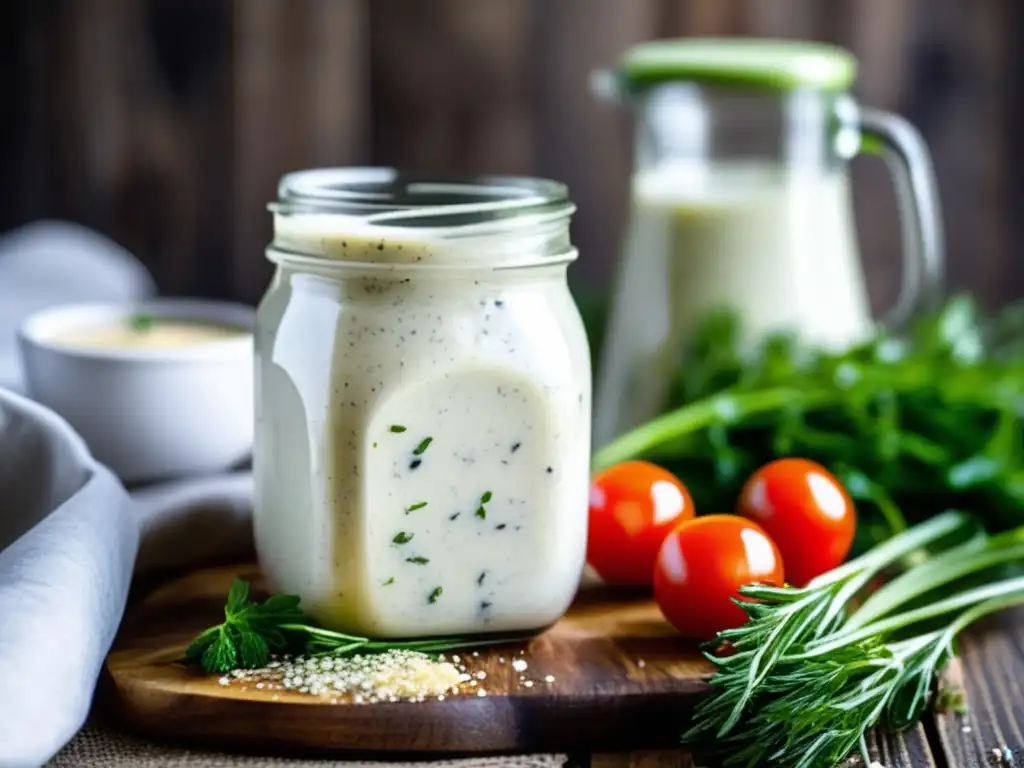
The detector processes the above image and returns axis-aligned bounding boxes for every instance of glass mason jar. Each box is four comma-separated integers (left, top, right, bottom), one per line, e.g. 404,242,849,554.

254,169,591,638
591,39,944,448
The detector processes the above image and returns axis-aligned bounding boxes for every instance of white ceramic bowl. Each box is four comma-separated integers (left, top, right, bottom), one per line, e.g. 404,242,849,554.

17,298,255,484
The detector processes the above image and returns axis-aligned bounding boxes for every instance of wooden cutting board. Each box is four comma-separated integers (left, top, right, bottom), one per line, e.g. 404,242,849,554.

102,565,713,755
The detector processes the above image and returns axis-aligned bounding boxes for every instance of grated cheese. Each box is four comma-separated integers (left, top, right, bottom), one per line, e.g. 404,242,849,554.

222,650,468,703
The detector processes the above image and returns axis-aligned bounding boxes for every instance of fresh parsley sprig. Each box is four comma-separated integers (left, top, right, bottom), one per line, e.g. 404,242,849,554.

593,294,1024,555
184,578,516,674
184,579,304,672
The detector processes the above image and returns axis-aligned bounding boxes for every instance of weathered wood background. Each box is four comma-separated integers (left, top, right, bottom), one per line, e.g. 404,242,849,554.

0,0,1017,316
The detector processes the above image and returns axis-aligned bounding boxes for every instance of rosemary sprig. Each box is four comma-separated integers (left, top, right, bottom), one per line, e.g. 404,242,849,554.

718,587,1024,768
684,514,1024,768
686,510,973,738
184,579,518,674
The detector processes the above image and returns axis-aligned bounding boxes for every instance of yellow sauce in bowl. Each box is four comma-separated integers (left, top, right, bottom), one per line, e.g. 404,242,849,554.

49,316,249,350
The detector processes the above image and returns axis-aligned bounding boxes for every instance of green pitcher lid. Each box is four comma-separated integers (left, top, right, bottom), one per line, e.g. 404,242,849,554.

616,38,857,92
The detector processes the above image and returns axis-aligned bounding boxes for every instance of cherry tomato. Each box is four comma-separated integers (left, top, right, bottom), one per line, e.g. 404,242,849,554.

653,515,784,640
587,460,695,586
737,458,856,586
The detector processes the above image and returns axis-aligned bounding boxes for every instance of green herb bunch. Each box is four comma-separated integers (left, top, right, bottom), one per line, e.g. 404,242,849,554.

595,295,1024,552
684,512,1024,767
185,579,512,674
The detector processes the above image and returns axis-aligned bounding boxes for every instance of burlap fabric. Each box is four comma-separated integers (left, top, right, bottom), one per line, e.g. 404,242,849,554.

46,720,567,768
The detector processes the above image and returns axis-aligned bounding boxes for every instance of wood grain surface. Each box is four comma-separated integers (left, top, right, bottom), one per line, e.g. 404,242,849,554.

864,724,939,768
934,606,1024,768
102,565,713,755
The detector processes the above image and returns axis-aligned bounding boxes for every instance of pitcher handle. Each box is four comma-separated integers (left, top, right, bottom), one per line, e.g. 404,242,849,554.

854,107,945,327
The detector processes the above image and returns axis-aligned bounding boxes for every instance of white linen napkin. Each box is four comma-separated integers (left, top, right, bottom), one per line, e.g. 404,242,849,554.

0,222,256,767
0,390,137,768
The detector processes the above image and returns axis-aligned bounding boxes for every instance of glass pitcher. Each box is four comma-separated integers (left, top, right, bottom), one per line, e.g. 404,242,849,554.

591,38,944,449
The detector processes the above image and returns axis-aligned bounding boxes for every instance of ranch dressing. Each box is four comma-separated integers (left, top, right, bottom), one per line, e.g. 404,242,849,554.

594,162,872,446
254,171,591,638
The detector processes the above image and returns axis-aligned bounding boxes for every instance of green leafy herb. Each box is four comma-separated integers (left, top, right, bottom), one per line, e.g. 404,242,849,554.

184,579,303,673
428,587,443,604
392,531,413,544
406,501,428,512
128,313,154,332
594,295,1024,553
413,437,433,455
476,490,493,519
684,514,1024,767
389,425,407,433
185,578,521,674
382,577,394,586
406,556,429,565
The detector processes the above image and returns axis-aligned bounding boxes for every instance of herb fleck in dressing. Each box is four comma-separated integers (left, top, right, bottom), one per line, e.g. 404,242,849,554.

254,177,591,638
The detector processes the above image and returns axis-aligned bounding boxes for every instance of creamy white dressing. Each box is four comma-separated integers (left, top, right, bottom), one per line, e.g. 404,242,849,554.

594,162,873,446
254,218,591,637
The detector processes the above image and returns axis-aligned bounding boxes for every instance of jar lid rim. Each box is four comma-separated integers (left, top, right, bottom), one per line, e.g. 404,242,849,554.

615,37,857,93
270,168,573,230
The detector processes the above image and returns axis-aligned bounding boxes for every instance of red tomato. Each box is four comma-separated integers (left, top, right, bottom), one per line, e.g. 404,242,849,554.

587,461,695,586
653,515,784,640
737,458,856,586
